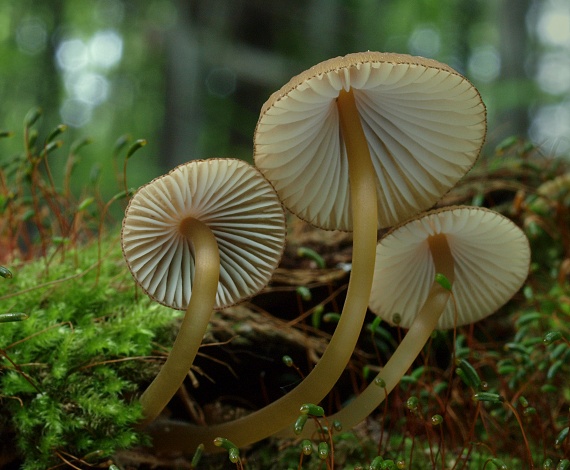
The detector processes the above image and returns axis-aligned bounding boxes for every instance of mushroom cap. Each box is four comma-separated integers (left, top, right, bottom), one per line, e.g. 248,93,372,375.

121,158,287,310
254,51,487,231
369,206,530,330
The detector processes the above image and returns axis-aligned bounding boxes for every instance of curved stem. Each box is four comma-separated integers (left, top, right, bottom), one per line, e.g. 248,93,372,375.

146,88,378,452
139,217,220,427
292,233,455,436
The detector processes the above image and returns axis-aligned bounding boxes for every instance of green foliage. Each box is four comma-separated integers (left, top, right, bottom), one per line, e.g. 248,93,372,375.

0,239,180,469
0,108,185,469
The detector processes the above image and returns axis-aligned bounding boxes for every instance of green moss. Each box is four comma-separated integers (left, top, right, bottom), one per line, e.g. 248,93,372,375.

0,236,180,469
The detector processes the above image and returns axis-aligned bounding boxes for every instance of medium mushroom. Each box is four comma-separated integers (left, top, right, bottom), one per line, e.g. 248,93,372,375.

161,52,486,451
121,158,286,426
293,205,531,435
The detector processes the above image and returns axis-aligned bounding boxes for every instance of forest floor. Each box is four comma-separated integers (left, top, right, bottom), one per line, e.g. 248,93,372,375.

1,139,569,469
119,141,570,469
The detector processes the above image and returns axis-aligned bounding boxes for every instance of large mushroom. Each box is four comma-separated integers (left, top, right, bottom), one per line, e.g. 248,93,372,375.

293,205,531,436
121,158,286,426
159,52,486,451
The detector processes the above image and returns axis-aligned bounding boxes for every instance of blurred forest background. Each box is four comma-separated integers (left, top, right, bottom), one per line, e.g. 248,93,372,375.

0,0,569,200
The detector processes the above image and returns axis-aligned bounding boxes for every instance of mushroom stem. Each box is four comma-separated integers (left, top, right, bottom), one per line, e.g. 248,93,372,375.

139,217,220,427
147,88,378,451
289,233,455,437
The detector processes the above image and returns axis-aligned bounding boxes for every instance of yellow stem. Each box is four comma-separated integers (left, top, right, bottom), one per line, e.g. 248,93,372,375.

294,233,455,435
139,217,220,427
146,88,378,452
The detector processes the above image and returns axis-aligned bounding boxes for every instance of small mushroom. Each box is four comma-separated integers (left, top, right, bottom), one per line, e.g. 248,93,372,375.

121,158,286,426
293,206,530,435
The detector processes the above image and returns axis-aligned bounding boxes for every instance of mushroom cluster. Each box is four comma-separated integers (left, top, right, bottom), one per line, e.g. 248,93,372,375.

121,52,530,454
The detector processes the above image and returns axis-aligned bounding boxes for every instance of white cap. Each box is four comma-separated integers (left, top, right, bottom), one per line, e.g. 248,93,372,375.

369,206,530,329
121,158,286,310
255,52,487,231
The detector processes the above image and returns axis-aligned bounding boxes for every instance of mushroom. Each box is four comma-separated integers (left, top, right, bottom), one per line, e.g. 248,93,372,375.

162,52,486,451
292,205,531,436
121,158,286,426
